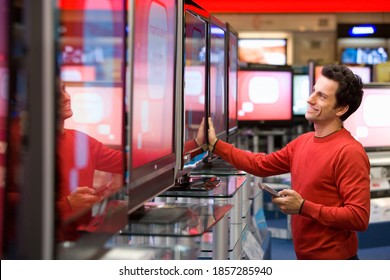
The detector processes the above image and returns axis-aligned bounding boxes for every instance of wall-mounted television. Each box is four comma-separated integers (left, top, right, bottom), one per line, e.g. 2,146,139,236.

344,84,390,152
238,38,287,65
341,47,388,65
127,0,178,214
237,66,293,127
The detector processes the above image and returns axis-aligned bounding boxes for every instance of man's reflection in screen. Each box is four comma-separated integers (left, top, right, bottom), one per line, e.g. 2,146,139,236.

56,81,124,241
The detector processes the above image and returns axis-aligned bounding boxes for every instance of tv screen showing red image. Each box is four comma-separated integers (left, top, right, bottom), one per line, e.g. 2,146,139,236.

343,85,390,151
237,68,293,122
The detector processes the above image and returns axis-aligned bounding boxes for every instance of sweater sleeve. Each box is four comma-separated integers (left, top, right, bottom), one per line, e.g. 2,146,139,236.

214,139,291,177
89,137,124,174
300,144,370,231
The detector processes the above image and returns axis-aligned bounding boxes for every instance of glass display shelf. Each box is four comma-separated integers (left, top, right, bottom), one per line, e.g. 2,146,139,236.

190,157,247,176
160,175,247,199
119,202,233,237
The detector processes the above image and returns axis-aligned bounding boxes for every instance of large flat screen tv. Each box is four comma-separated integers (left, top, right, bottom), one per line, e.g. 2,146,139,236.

127,0,178,214
237,66,293,127
207,16,227,142
179,5,209,175
343,83,390,152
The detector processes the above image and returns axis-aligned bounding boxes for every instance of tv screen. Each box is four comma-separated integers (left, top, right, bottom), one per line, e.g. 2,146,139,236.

208,17,227,141
341,47,388,65
226,23,238,136
128,0,177,214
315,65,372,84
183,10,207,158
293,74,310,116
64,83,124,148
237,67,293,123
238,38,287,65
344,84,390,151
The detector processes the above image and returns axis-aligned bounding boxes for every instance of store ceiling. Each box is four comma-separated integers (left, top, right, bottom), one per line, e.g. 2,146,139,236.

194,0,390,13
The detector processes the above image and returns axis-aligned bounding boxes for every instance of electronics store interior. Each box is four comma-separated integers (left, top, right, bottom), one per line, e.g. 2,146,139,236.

1,0,390,260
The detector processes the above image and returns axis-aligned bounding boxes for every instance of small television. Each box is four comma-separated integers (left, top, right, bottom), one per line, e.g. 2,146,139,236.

63,82,124,148
237,66,293,127
293,74,310,116
343,83,390,152
238,38,287,66
226,22,238,142
207,16,227,143
341,47,388,65
127,0,178,214
315,65,372,84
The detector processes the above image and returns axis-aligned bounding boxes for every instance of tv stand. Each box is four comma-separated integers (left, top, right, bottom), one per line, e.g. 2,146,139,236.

172,175,221,191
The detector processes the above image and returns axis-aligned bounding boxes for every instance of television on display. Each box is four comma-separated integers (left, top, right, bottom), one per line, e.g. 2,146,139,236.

341,47,388,65
237,66,293,126
238,38,287,66
179,6,209,175
293,74,310,116
127,0,178,214
314,65,372,84
226,23,238,140
64,82,124,148
207,16,227,143
343,84,390,151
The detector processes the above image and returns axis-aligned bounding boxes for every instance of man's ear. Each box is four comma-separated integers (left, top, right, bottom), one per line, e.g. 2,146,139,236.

336,104,349,117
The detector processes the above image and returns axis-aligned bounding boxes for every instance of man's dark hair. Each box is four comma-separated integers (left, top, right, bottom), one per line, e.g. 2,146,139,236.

321,64,364,121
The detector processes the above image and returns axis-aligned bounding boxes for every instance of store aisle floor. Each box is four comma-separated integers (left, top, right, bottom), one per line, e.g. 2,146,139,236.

271,237,390,260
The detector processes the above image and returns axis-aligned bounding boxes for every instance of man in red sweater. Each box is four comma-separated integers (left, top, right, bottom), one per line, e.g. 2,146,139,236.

208,64,370,260
56,81,124,241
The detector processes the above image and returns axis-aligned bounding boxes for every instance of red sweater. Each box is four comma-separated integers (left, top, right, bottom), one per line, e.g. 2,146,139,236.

57,129,123,240
214,128,370,259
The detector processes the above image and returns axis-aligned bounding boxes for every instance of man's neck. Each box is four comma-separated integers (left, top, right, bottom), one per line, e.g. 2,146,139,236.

313,120,343,138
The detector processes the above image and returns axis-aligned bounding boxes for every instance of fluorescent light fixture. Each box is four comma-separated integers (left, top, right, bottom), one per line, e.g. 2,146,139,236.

349,25,376,36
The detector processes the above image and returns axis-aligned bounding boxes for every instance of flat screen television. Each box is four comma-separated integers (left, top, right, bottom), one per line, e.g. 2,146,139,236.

63,82,124,149
293,74,310,116
207,16,227,143
238,38,287,66
343,83,390,152
226,22,238,141
127,0,178,214
55,0,128,260
237,66,293,127
341,47,388,65
315,65,372,84
182,7,208,154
